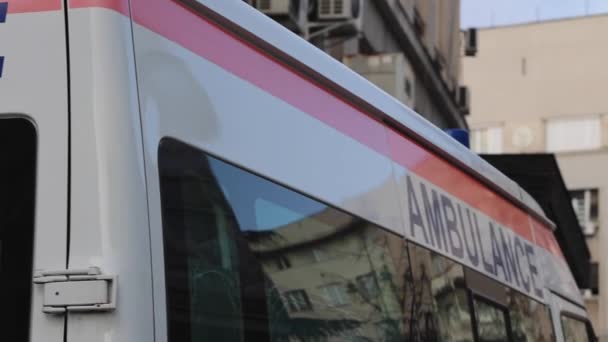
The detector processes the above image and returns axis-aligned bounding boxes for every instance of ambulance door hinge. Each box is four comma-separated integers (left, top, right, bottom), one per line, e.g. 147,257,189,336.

33,266,117,314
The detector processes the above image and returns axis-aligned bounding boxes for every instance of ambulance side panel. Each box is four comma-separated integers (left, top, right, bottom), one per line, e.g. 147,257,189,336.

127,0,588,340
64,2,154,342
0,1,69,341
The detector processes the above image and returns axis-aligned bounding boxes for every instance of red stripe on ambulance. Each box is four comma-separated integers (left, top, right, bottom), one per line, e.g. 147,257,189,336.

65,0,563,260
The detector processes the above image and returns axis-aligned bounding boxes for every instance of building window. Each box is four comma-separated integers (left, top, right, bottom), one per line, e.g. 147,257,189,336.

320,283,350,307
356,273,380,299
159,138,419,341
473,298,509,341
312,248,326,262
471,126,503,154
546,116,601,152
507,288,555,341
407,242,475,341
284,290,313,312
276,256,291,270
570,189,599,237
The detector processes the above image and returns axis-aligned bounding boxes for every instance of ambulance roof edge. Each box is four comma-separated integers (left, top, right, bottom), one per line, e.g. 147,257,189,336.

185,0,555,231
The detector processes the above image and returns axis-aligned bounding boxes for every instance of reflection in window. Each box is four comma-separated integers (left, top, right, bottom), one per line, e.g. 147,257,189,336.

320,283,351,307
284,290,313,312
357,272,380,299
276,256,291,270
313,248,326,262
562,315,592,342
159,138,414,342
407,243,475,342
474,299,508,342
507,288,554,342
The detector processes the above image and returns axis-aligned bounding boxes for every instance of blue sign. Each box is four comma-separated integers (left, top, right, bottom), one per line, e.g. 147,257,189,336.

0,2,5,79
0,2,7,23
445,128,470,148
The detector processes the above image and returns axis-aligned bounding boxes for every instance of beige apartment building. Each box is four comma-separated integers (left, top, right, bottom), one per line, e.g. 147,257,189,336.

463,14,608,339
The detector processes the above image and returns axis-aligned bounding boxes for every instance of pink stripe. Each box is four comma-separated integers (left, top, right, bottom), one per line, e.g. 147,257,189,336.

532,220,564,258
130,0,558,255
77,0,563,259
130,0,390,156
5,0,61,13
387,127,534,241
70,0,129,15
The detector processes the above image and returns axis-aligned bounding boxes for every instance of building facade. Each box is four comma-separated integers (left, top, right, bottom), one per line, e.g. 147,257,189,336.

463,14,608,340
247,0,469,129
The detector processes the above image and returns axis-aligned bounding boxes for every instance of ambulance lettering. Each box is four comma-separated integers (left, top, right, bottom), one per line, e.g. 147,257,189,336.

405,173,543,299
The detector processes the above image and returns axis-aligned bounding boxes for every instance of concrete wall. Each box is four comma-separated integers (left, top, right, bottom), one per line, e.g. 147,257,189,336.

343,0,463,129
464,15,608,126
462,14,608,339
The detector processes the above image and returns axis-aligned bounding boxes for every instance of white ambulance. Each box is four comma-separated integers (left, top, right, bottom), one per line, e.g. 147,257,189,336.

0,0,596,341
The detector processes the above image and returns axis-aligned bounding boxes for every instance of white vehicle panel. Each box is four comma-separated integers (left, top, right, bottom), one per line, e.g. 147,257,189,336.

66,7,154,342
56,0,588,339
134,25,404,235
538,248,584,304
133,20,404,342
127,2,585,338
191,0,550,226
0,9,68,342
393,164,547,302
549,292,590,342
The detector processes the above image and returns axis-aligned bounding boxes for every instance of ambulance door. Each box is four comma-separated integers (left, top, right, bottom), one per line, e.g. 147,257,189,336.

0,1,70,341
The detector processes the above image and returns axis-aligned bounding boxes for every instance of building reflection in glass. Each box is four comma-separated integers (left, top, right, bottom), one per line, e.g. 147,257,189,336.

160,139,478,342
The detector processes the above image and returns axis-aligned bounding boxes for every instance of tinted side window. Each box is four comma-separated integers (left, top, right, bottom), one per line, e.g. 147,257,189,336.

507,288,554,341
159,139,417,341
474,298,509,342
0,119,37,341
562,315,592,342
406,242,475,341
465,267,556,342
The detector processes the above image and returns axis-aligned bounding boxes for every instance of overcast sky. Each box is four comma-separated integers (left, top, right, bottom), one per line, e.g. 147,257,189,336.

461,0,608,28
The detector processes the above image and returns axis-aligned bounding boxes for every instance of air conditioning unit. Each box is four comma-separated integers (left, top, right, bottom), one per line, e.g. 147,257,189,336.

248,0,309,33
317,0,359,20
251,0,290,16
457,86,470,115
464,28,478,57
